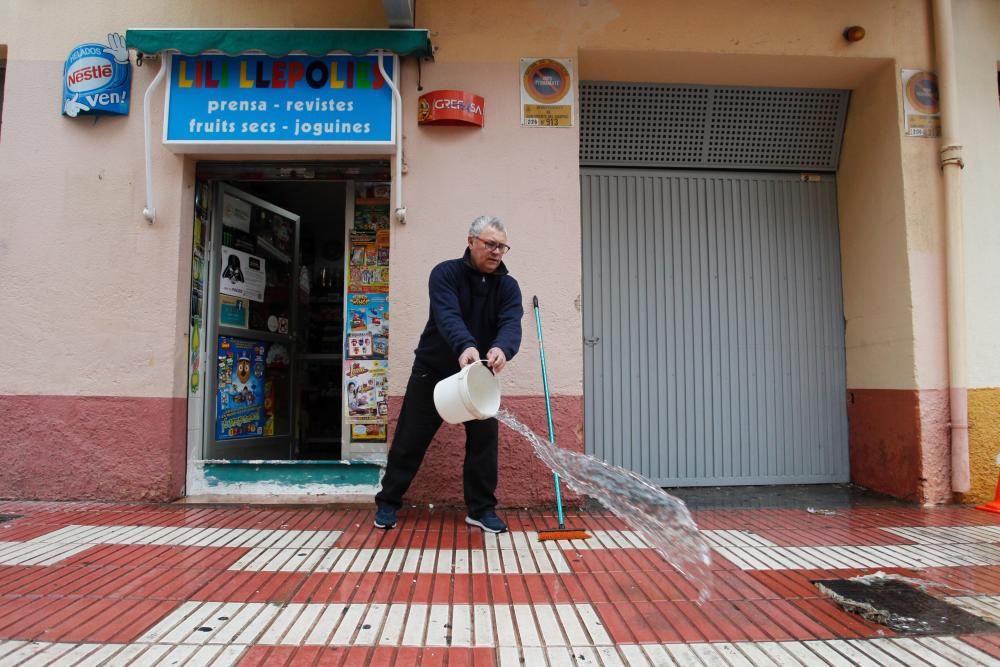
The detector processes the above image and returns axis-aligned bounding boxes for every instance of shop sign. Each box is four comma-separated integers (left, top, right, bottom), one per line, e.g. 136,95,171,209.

901,69,941,138
62,33,132,117
417,90,485,127
164,54,396,152
520,57,574,128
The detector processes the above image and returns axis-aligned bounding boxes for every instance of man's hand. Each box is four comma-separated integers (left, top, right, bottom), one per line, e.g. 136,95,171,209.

486,347,507,374
458,347,480,368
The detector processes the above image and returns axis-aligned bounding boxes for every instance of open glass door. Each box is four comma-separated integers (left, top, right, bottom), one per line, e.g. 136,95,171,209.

206,183,300,459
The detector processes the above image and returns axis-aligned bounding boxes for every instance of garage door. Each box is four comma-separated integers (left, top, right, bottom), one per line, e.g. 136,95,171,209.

580,168,849,485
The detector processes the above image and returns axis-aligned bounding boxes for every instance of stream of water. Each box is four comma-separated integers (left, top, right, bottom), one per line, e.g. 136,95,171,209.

497,409,714,603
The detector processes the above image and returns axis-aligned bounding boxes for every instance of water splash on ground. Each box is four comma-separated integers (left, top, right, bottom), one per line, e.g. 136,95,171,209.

497,409,714,603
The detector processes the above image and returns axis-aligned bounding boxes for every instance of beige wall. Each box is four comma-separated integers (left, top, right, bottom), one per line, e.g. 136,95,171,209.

0,54,188,398
956,0,1000,389
1,0,989,406
390,59,583,396
415,0,944,395
0,0,385,400
837,64,919,390
956,0,1000,503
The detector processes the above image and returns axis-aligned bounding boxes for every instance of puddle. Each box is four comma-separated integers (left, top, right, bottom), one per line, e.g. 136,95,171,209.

0,515,20,524
498,409,713,603
815,577,999,635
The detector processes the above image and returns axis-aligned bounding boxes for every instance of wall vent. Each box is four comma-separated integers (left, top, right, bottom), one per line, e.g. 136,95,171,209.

580,82,850,172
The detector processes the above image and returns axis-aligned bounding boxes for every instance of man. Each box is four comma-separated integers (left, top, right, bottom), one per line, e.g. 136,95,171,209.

374,216,523,533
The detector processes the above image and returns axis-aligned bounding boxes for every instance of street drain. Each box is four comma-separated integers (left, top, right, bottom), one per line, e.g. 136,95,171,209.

815,578,998,635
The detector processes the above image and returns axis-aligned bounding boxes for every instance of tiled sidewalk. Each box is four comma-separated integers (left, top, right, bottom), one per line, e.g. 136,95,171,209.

1,500,1000,665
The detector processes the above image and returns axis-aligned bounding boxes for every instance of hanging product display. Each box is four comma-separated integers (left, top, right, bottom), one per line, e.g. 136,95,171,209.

344,182,391,445
348,183,391,293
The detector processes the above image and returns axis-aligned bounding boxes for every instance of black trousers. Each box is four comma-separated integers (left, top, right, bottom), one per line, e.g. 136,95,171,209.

375,366,499,516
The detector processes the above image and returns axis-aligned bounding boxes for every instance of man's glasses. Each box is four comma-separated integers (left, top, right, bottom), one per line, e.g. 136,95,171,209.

476,237,511,255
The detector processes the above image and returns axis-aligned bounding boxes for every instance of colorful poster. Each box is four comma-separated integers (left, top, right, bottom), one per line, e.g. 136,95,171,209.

189,318,202,395
349,237,375,267
348,265,389,292
347,332,373,357
376,229,390,264
351,422,388,443
216,336,268,440
353,204,390,233
219,295,249,328
344,359,389,423
346,293,389,358
347,188,390,292
220,246,266,302
342,183,392,447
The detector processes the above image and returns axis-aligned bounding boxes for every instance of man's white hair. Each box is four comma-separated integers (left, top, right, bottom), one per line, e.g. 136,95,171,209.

468,215,505,238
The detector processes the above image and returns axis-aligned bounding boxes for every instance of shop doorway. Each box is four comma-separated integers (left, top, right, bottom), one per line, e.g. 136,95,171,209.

203,180,347,461
188,161,391,474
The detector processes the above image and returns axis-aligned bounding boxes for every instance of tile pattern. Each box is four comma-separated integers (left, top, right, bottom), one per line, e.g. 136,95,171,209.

0,501,999,665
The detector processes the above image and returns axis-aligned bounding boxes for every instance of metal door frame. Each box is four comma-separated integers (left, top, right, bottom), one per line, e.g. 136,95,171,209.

205,182,301,460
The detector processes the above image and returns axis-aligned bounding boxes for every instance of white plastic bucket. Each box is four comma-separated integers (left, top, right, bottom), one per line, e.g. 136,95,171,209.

433,361,501,424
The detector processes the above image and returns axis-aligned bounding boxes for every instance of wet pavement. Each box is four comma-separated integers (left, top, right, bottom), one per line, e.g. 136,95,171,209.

1,495,999,665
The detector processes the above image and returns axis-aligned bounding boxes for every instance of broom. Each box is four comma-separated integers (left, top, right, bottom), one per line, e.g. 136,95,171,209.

533,296,590,542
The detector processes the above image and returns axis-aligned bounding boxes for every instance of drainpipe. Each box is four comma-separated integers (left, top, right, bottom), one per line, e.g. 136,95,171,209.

376,51,406,223
141,54,168,224
932,0,969,493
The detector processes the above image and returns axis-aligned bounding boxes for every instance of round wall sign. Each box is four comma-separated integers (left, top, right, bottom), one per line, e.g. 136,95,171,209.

905,71,940,114
523,59,571,104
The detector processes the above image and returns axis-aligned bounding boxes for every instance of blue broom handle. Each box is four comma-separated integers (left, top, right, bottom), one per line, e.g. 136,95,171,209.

533,296,565,528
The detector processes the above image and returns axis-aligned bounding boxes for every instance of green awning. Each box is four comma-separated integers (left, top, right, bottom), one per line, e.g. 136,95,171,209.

125,28,433,58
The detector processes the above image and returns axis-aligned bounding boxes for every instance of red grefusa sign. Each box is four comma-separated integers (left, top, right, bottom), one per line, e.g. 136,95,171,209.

417,90,485,127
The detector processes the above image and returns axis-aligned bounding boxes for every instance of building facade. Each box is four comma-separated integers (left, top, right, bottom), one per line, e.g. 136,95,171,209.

0,0,997,506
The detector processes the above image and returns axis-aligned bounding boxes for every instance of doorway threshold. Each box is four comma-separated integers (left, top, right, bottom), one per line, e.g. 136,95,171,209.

187,459,383,498
176,493,373,505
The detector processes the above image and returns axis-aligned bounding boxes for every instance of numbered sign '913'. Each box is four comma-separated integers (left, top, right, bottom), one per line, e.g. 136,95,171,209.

62,33,132,117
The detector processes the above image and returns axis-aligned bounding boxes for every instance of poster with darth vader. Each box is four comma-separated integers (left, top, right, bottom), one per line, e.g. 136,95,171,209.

216,336,268,439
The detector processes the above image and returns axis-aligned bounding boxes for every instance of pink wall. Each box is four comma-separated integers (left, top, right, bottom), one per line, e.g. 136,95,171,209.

847,388,950,503
389,59,583,399
0,396,186,501
396,396,584,509
2,0,996,504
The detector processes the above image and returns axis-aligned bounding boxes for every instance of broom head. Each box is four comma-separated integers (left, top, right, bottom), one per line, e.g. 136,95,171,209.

537,528,591,541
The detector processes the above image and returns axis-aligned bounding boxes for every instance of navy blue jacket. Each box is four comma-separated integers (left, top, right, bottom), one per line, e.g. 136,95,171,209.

413,248,523,378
